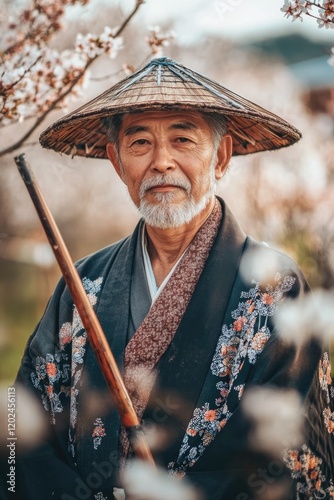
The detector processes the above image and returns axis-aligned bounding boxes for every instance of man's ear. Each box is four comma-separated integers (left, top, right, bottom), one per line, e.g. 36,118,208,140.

106,143,126,183
215,134,233,180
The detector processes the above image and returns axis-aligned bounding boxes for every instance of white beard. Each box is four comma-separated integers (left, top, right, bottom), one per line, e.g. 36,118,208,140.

138,165,217,229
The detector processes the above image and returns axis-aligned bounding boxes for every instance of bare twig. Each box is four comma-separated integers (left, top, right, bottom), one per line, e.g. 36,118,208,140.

114,0,145,37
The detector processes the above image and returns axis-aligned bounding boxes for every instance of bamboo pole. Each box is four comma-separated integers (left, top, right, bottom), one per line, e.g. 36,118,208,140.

14,153,155,466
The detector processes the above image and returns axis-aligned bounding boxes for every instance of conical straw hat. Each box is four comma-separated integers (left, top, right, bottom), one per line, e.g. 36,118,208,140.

39,57,302,158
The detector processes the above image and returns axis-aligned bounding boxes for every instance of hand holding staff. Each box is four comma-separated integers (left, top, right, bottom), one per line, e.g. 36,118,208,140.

14,153,155,466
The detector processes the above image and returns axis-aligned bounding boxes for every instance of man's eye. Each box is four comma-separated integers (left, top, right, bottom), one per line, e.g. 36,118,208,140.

177,137,190,143
131,139,148,146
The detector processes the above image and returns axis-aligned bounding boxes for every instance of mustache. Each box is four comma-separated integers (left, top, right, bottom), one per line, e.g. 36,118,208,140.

139,175,191,198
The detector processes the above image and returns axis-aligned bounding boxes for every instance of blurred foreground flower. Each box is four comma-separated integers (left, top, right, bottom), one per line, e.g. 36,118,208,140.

145,26,176,58
125,365,157,406
274,288,334,345
242,386,304,456
121,459,201,500
239,245,284,285
0,384,48,450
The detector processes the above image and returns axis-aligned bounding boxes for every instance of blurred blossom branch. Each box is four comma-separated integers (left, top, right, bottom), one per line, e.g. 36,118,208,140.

0,0,176,158
145,26,176,57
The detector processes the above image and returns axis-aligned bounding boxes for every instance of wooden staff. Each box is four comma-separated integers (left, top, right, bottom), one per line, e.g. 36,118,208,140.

14,153,155,466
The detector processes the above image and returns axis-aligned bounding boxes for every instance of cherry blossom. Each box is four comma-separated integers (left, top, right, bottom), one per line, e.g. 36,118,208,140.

0,0,176,157
0,0,126,130
145,26,176,58
0,0,157,157
281,0,308,21
281,0,334,27
75,27,123,60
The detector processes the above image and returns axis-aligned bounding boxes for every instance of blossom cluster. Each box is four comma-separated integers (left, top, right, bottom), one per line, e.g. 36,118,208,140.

145,26,176,58
3,0,89,52
281,1,334,28
1,45,85,125
0,0,176,146
75,27,123,60
0,0,125,127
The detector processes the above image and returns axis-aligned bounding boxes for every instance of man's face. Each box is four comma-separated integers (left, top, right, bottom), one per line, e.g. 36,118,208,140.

107,110,231,228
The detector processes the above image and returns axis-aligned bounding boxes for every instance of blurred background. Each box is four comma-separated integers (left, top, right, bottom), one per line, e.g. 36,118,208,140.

1,0,334,382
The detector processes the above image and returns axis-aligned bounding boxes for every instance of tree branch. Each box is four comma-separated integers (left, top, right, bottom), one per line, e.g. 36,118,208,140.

114,0,145,37
1,56,43,96
0,0,144,158
0,59,93,158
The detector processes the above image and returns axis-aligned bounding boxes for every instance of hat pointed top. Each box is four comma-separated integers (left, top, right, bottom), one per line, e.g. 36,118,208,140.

39,57,302,158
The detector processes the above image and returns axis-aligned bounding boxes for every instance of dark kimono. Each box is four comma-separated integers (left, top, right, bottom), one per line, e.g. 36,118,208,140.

10,198,334,500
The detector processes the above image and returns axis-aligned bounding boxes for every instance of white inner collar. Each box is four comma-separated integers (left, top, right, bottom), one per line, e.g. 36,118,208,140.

141,224,186,303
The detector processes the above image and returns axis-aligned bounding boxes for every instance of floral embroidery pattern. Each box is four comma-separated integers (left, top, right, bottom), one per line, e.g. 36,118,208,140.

170,274,295,474
94,493,108,500
323,407,334,435
211,274,295,380
31,277,103,433
284,445,334,498
31,342,71,424
68,277,103,456
59,322,73,350
319,352,334,436
234,384,245,400
92,417,106,450
319,352,332,404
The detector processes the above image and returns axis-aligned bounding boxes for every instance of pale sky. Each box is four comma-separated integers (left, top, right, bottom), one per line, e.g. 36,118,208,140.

121,0,334,44
67,0,334,46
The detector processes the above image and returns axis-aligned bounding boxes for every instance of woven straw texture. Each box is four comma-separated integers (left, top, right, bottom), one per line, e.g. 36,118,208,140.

39,57,302,158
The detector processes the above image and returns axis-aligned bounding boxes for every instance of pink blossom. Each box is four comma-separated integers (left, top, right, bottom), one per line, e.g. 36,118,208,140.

145,26,176,57
0,0,148,133
281,0,308,21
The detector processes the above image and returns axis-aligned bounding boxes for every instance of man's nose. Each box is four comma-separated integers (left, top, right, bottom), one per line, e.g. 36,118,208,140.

150,143,175,173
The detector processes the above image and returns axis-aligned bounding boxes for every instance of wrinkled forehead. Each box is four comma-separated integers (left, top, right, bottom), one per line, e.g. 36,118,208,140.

120,110,211,135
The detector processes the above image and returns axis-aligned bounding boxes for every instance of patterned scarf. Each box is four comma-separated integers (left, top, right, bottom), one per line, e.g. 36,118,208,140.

120,199,222,459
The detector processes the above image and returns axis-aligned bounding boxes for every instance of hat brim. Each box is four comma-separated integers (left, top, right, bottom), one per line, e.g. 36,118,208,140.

39,58,302,158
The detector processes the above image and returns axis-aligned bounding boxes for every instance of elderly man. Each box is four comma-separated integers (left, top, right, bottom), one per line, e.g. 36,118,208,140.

15,58,334,499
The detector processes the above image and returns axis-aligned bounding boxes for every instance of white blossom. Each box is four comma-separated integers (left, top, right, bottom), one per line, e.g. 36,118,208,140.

281,0,334,28
0,384,48,450
239,245,284,284
0,1,131,129
242,387,304,456
274,288,334,345
145,26,176,58
121,460,200,500
75,28,123,60
280,0,308,21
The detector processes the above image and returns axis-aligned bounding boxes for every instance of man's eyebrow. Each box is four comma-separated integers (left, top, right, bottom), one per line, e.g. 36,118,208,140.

123,121,199,137
169,121,198,131
124,125,149,137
